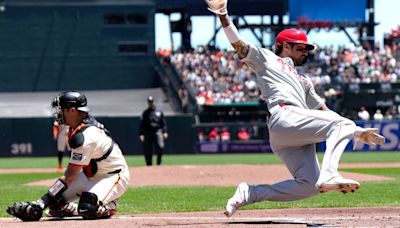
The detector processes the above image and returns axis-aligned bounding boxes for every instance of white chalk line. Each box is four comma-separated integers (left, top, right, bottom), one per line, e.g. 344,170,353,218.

1,215,400,222
116,215,400,221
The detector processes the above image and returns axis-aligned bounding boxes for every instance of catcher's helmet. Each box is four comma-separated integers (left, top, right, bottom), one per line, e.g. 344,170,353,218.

275,29,315,51
53,91,90,112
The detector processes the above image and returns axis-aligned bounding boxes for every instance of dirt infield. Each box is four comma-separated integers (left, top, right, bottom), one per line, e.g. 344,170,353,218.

1,207,400,227
2,163,400,227
21,163,396,187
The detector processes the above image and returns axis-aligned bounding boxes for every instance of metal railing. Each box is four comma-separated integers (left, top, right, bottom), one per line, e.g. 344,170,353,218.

155,56,198,113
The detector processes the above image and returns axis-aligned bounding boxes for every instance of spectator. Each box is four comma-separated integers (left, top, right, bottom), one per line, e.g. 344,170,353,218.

178,87,190,112
384,110,393,120
358,107,370,121
220,127,231,141
373,109,384,121
198,131,206,142
208,127,220,141
237,127,250,141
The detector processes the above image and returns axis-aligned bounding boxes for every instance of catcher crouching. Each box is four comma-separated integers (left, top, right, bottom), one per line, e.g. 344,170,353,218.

7,91,130,221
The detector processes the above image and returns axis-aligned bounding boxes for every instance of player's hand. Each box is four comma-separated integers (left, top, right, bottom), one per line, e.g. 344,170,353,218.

354,127,385,147
163,133,169,140
139,135,145,142
205,0,228,15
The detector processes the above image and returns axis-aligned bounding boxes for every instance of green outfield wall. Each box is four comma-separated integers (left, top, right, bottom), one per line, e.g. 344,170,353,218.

0,115,195,157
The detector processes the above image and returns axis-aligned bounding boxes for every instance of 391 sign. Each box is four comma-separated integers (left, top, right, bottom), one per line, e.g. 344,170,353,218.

10,143,33,155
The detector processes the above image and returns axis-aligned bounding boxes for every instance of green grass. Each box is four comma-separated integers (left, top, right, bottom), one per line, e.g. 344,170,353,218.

1,152,400,217
0,173,60,217
341,167,400,178
1,151,400,168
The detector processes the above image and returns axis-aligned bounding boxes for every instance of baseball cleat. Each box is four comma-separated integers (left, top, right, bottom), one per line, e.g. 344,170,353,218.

224,182,249,217
96,205,117,219
317,176,360,194
46,203,79,218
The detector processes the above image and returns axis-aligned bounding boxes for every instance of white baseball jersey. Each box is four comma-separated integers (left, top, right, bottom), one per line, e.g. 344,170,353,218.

69,126,128,175
241,45,324,111
63,125,130,205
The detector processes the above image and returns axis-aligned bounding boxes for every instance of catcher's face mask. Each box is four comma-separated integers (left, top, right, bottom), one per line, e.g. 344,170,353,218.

51,95,64,124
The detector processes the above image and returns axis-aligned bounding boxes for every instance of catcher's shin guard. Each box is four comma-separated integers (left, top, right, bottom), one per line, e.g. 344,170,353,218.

78,192,99,219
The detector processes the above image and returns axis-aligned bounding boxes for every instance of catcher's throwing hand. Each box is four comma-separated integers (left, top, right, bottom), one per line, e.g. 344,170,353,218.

7,201,43,221
205,0,228,15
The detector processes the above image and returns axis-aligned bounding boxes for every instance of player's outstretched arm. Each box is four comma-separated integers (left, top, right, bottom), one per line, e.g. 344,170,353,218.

205,0,250,59
217,14,250,59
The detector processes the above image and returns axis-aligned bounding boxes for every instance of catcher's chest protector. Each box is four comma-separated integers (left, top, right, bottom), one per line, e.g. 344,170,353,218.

68,117,113,177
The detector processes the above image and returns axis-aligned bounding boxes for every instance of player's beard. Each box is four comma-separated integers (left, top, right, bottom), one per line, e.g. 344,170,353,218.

294,56,309,66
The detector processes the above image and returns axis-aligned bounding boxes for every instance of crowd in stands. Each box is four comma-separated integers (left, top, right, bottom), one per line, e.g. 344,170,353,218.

387,25,400,40
165,46,260,106
357,106,398,121
164,41,399,100
158,35,400,120
197,126,258,142
303,43,400,86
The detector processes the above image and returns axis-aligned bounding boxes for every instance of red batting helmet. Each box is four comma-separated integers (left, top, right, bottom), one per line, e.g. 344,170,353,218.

275,29,315,51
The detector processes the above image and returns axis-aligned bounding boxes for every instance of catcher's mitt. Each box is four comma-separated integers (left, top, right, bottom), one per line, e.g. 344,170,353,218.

6,201,43,221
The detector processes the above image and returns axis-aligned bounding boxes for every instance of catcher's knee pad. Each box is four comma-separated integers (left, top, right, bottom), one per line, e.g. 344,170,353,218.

78,192,99,219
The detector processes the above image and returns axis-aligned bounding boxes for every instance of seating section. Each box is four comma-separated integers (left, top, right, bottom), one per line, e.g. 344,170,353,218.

0,5,157,91
163,43,400,119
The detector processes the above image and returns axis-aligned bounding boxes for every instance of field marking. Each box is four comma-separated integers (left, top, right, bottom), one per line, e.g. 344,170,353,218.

2,214,400,222
116,215,400,221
